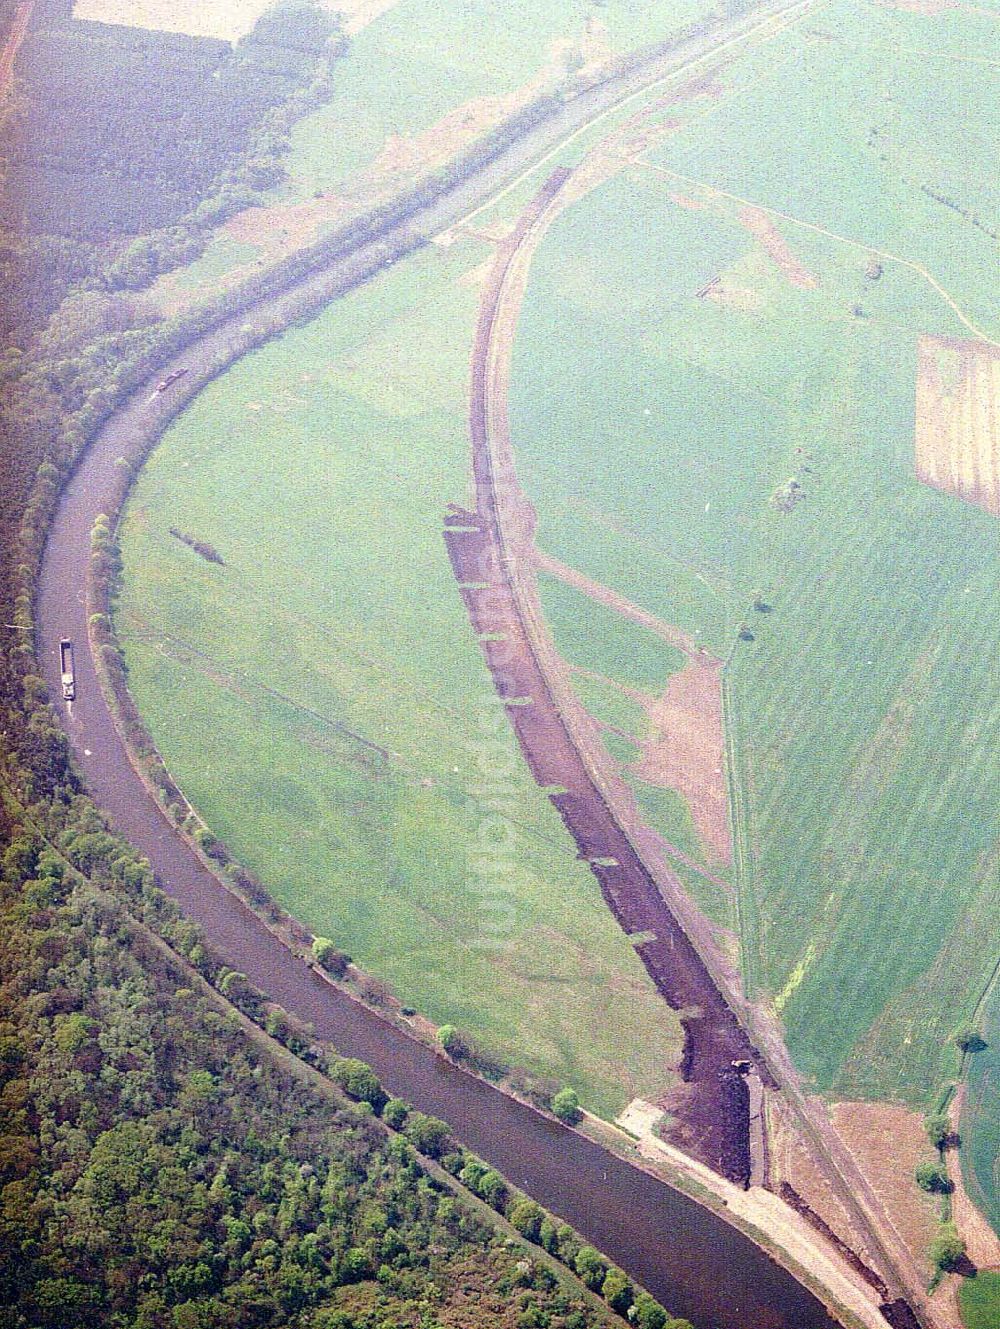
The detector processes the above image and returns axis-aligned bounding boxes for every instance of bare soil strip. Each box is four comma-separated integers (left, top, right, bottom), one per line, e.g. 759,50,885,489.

738,204,820,289
915,334,1000,517
632,653,733,865
535,548,702,656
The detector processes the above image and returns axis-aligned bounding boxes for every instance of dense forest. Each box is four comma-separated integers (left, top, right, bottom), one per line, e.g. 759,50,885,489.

0,0,343,584
0,0,343,357
2,2,343,240
0,816,651,1329
0,5,698,1327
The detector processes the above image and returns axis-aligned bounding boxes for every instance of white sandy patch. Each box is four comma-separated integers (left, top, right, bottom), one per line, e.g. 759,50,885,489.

337,0,400,36
72,0,342,42
616,1098,666,1138
600,1103,889,1329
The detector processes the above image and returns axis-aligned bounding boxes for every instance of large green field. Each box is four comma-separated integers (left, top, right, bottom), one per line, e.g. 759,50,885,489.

507,0,1000,1186
283,0,707,195
116,0,999,1222
118,235,687,1120
959,1272,1000,1329
164,0,710,301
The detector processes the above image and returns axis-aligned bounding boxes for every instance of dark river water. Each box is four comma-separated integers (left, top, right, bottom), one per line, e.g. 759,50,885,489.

36,9,844,1323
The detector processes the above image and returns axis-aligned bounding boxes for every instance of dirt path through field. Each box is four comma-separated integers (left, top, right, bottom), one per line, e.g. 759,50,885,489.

738,204,820,288
534,551,731,863
636,160,1000,348
633,654,732,864
612,1101,891,1329
535,549,701,656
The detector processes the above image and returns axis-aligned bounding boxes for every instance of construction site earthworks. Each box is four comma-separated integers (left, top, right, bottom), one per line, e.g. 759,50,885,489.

444,155,956,1328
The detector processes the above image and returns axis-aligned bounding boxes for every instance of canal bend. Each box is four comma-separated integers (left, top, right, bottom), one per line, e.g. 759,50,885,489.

37,10,842,1327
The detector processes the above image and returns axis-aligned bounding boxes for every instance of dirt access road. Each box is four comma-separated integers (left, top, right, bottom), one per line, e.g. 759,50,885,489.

457,159,942,1329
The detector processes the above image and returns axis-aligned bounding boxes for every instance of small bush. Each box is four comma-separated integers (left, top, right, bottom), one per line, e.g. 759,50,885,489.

311,935,349,976
925,1113,952,1149
929,1222,966,1272
551,1086,580,1124
632,1293,667,1329
330,1057,387,1113
915,1161,952,1194
602,1266,633,1313
438,1023,465,1056
402,1112,452,1159
382,1097,409,1129
955,1028,987,1054
507,1197,544,1242
573,1245,606,1290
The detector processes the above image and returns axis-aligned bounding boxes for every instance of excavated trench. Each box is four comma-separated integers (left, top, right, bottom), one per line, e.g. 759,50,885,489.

446,170,766,1184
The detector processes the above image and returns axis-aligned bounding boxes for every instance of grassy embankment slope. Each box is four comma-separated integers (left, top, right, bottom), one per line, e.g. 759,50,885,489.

506,0,999,1154
117,235,686,1121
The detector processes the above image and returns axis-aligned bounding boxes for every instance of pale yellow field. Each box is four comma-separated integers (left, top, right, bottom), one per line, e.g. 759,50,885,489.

915,334,1000,517
71,0,387,42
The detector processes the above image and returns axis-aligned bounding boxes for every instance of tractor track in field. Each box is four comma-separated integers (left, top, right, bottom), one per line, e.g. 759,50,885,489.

447,163,941,1329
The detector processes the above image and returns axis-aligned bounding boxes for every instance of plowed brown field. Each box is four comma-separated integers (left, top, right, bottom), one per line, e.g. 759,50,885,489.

915,335,1000,517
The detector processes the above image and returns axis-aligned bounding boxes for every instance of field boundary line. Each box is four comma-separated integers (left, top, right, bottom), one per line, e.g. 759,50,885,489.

721,671,763,997
454,0,828,235
632,161,1000,349
887,46,1000,69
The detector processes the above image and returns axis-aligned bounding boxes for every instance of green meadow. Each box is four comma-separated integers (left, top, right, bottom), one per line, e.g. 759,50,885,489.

284,0,708,196
508,0,1000,1160
959,1272,1000,1329
118,238,685,1119
115,0,999,1217
961,977,1000,1235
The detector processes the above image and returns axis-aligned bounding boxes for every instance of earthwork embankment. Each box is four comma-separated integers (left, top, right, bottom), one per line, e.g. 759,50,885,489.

445,168,762,1186
447,166,935,1329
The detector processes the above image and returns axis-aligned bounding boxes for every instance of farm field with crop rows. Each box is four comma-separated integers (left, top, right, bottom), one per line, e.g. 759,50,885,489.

507,0,1000,1213
115,0,999,1246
